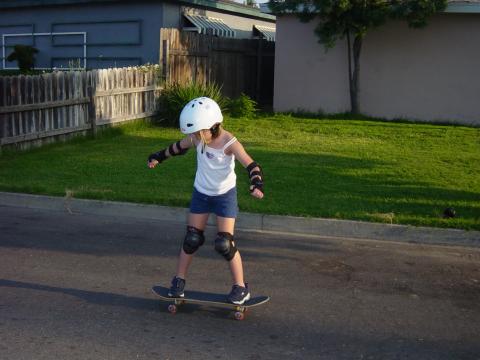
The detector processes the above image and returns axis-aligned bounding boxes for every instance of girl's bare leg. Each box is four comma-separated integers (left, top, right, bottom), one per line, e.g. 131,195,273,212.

176,213,209,279
217,216,245,287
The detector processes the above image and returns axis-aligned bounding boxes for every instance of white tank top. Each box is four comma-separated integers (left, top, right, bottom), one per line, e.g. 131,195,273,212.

194,137,238,196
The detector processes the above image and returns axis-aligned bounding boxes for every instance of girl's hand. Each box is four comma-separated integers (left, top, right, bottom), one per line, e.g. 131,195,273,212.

147,159,159,169
251,188,264,199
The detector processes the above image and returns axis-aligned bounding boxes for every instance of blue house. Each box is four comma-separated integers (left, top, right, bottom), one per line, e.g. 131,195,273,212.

0,0,275,70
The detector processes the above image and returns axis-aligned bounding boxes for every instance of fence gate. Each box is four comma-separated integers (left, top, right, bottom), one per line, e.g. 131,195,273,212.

159,28,274,105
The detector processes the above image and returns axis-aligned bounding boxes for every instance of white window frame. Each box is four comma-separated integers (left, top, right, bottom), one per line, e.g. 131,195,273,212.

2,32,87,70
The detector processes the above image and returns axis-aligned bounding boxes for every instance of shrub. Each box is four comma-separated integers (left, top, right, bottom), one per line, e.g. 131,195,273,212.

157,82,228,127
227,93,257,118
7,45,39,73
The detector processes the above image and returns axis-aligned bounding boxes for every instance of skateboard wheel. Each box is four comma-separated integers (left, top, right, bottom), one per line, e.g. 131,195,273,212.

234,311,244,321
168,304,177,314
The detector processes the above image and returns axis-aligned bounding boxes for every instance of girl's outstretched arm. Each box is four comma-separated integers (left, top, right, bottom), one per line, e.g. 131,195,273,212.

227,140,264,199
147,135,195,169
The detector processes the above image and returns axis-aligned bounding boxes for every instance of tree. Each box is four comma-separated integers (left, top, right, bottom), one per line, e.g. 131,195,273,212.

6,45,39,73
269,0,447,114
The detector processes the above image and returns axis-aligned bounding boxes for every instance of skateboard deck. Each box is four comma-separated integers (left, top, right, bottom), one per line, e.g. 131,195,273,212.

152,285,270,320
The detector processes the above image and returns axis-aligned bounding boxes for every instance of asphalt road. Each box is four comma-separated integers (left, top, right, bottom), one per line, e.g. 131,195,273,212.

1,205,479,360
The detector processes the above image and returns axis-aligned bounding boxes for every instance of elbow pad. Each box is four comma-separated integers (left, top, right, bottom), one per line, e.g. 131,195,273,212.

168,140,188,156
148,140,188,164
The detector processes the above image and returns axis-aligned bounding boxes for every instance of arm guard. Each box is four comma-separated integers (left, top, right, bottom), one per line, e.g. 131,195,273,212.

148,140,188,164
148,149,167,164
246,161,264,193
168,140,188,156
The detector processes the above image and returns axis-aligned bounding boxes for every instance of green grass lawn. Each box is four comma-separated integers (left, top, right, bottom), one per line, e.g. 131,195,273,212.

1,115,479,230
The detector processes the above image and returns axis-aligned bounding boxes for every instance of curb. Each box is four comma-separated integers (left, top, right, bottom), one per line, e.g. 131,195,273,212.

0,191,479,247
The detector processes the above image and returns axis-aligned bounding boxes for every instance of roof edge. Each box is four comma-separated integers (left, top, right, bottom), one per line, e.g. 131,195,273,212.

445,2,480,13
273,1,480,15
0,0,276,21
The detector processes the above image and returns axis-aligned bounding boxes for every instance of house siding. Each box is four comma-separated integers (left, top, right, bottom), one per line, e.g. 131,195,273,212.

1,1,275,70
274,13,480,125
0,2,167,69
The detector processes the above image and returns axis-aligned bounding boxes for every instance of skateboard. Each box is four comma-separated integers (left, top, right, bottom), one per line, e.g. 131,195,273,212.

152,285,270,320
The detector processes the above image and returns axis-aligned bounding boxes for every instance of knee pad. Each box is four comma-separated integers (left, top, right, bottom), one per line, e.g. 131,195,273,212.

183,226,205,254
214,232,237,261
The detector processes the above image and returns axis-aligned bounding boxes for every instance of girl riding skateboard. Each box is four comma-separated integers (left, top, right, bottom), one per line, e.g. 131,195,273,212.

147,97,264,305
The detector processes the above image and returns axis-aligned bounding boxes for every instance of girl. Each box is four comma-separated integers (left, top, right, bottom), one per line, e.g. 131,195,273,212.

147,97,264,305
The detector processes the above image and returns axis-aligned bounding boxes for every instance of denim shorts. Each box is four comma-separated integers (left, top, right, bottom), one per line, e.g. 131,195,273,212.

190,187,238,218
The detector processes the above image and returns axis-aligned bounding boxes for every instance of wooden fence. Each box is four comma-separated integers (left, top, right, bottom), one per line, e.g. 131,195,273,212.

160,28,274,105
0,66,161,150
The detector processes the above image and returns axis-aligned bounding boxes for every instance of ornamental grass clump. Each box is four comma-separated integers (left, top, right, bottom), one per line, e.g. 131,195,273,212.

228,93,257,118
158,82,227,127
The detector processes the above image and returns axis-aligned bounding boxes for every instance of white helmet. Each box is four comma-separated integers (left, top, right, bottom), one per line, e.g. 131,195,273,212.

179,97,223,134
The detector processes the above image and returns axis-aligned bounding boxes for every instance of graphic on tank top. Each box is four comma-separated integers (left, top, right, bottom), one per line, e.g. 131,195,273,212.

194,137,238,196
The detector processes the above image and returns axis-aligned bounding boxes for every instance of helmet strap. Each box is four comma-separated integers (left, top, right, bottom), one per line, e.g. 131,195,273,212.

200,131,207,153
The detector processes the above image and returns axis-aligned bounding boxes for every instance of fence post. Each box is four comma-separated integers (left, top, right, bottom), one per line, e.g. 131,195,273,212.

160,36,170,84
207,35,213,85
87,85,97,137
256,38,263,102
0,76,5,154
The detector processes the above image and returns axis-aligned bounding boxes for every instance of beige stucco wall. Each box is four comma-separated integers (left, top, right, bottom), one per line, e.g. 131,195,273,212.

274,16,350,114
274,13,480,125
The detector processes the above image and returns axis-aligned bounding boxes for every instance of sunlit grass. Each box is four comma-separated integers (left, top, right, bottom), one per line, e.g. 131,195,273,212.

1,115,479,230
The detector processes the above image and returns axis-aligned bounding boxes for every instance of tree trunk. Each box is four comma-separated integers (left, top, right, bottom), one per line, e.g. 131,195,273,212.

351,35,362,115
346,31,353,112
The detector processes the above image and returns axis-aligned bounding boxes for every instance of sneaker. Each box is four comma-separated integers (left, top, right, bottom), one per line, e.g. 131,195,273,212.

168,276,185,298
227,284,251,305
